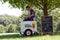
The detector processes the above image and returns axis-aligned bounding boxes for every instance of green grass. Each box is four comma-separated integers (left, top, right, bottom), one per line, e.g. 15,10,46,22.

0,33,60,40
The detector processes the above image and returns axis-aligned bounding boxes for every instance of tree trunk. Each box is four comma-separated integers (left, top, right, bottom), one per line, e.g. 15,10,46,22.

43,0,48,16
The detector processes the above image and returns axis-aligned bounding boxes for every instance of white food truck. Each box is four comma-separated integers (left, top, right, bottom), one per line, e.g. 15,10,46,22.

20,21,38,36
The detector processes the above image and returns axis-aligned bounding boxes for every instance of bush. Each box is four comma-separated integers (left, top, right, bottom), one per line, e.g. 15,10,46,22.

0,25,7,33
7,24,19,33
56,23,60,32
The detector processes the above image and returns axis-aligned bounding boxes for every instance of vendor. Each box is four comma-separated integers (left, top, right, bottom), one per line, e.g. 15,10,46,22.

23,6,35,21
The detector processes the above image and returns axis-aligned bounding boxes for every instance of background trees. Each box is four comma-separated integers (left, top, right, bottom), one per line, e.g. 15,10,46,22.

1,0,60,15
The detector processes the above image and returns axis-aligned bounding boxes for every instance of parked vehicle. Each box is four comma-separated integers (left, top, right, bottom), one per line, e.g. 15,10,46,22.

20,21,38,36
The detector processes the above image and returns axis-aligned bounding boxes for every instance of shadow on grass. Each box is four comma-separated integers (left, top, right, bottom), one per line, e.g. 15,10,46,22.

49,33,60,36
0,34,21,39
0,33,60,39
0,34,41,39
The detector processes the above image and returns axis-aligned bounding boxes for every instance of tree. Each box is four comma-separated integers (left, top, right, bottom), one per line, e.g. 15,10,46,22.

1,0,60,16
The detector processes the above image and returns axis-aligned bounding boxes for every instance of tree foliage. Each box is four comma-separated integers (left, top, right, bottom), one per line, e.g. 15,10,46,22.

1,0,60,11
1,0,60,16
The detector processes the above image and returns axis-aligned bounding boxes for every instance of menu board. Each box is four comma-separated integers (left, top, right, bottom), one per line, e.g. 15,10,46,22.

41,16,53,34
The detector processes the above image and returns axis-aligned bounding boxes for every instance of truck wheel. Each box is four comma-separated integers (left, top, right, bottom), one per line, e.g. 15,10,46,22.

24,29,32,36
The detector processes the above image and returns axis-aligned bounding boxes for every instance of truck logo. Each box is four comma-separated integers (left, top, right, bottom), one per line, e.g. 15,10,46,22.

25,24,32,27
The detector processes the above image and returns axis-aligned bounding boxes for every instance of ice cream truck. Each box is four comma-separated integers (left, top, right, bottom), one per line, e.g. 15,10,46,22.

20,21,38,36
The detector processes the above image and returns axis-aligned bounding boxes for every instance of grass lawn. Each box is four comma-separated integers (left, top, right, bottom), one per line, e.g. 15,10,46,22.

0,33,60,40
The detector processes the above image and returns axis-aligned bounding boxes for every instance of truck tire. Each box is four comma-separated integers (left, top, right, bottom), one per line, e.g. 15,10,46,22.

24,29,32,36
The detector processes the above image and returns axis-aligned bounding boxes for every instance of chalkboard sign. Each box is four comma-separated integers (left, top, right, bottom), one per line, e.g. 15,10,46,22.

41,16,53,34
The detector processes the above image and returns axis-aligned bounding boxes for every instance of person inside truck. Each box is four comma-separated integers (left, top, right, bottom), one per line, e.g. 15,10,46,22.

23,6,35,21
